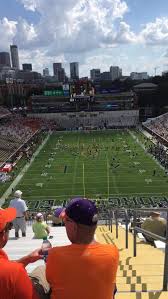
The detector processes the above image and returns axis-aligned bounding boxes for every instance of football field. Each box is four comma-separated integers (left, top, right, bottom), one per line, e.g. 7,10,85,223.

10,130,168,210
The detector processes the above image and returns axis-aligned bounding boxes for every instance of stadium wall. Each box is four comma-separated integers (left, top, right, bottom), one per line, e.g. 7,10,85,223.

29,110,139,129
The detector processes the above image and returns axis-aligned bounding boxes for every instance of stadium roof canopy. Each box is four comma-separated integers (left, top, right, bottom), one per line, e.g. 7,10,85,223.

133,82,158,92
133,83,158,89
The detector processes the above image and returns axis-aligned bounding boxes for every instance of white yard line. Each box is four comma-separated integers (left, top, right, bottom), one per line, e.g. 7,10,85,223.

106,156,110,199
107,154,119,195
83,163,86,197
0,133,51,207
71,157,78,195
71,135,80,195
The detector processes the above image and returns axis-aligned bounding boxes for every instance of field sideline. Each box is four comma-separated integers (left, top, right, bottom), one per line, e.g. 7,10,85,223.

2,129,166,210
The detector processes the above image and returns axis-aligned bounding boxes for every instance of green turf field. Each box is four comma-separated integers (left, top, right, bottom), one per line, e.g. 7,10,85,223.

6,129,167,210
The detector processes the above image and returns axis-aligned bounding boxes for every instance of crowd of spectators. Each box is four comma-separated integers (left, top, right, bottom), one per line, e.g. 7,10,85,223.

0,107,11,117
0,118,35,141
144,113,168,142
148,142,168,170
0,115,59,166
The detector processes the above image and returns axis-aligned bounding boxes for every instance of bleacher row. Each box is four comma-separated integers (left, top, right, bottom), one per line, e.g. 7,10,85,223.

0,114,58,166
30,110,139,129
143,112,168,143
0,107,11,118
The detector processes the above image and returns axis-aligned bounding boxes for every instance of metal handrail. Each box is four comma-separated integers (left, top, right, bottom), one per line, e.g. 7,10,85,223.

104,206,168,291
106,208,129,244
134,227,166,243
134,208,168,212
133,208,168,291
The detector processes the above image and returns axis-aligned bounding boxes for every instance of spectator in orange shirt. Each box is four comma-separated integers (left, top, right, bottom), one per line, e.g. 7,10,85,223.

46,198,119,299
0,207,42,299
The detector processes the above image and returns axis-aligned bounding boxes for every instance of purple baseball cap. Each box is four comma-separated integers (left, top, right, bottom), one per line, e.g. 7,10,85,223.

58,198,98,226
54,207,65,218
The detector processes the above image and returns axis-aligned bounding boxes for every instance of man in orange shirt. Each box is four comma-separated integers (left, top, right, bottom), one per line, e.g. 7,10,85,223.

46,198,119,299
0,207,42,299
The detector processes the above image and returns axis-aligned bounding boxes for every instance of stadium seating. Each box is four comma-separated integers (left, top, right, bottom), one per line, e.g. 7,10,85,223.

0,116,41,166
143,113,168,142
0,107,11,118
30,110,139,129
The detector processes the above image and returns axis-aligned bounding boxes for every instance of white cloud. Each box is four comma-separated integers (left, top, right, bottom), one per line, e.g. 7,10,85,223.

140,18,168,45
19,49,66,74
0,18,17,50
2,1,168,76
15,0,130,53
18,0,37,12
114,22,137,43
14,18,37,47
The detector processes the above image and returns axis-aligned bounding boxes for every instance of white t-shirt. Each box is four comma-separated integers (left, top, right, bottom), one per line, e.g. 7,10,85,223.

9,198,28,217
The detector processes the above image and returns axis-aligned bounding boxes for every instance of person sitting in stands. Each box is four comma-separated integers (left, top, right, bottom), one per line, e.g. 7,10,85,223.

33,213,50,239
52,208,63,226
46,198,119,299
0,207,42,299
142,211,166,244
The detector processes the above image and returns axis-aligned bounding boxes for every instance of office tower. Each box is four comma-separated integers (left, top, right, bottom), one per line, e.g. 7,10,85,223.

100,72,111,81
43,68,49,77
70,62,79,80
53,63,65,82
58,68,65,82
110,66,121,81
90,69,101,81
22,64,32,71
130,72,149,80
10,45,20,69
0,52,11,68
53,63,62,76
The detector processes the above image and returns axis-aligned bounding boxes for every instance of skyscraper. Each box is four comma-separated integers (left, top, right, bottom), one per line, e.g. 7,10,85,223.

53,63,65,82
70,62,79,80
110,66,121,81
22,64,32,71
53,63,62,77
43,68,49,77
10,45,20,69
0,52,11,68
90,69,101,81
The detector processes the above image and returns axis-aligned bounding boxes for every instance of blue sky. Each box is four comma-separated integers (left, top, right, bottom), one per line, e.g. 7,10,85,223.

0,0,39,23
0,0,168,76
125,0,168,30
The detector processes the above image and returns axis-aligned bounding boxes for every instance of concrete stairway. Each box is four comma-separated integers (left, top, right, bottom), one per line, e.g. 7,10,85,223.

96,225,168,298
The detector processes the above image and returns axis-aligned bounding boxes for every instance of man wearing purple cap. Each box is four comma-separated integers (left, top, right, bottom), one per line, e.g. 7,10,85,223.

46,198,119,299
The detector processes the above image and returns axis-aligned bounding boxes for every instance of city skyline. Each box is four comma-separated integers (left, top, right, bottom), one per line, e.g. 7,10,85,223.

0,45,150,81
0,1,168,77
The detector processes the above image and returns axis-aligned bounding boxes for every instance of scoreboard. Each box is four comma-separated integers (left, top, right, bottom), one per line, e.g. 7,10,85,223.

43,84,70,97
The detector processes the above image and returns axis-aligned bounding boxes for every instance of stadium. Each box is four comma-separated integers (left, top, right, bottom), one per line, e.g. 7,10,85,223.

0,80,168,299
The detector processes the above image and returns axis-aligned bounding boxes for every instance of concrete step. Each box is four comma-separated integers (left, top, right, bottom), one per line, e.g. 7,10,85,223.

5,225,70,273
115,292,168,299
96,225,165,293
